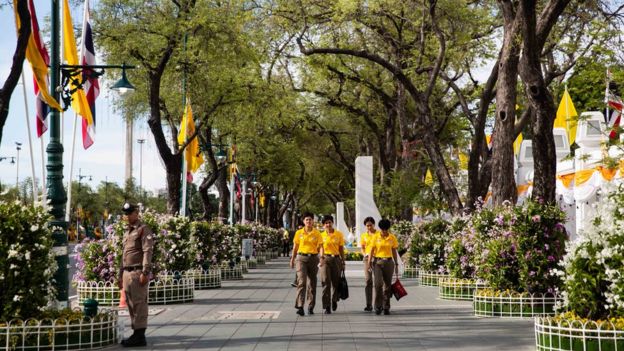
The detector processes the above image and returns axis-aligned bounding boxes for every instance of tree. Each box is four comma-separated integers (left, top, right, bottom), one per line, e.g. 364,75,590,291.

0,0,30,146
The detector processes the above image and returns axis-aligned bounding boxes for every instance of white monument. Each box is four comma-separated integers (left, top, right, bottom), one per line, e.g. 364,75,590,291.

355,156,382,244
335,202,350,242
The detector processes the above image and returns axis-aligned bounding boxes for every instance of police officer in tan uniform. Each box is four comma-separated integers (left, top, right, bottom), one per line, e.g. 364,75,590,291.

119,203,155,347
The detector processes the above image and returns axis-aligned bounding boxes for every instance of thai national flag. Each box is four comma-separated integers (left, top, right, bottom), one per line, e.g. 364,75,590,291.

28,0,49,137
607,92,623,140
80,0,99,149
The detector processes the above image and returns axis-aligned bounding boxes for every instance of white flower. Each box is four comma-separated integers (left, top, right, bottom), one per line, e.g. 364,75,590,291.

13,295,21,302
30,224,39,232
7,250,18,258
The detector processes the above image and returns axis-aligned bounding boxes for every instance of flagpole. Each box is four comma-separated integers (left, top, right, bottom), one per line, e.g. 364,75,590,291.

606,67,610,124
40,135,47,210
180,97,188,217
21,73,38,205
65,113,78,222
565,84,570,141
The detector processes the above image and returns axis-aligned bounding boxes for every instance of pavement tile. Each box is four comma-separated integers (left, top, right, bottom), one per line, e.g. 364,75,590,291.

107,258,535,351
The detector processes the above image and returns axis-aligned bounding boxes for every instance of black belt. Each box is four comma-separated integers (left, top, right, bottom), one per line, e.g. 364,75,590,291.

123,266,143,271
324,254,340,257
374,257,393,261
298,253,317,256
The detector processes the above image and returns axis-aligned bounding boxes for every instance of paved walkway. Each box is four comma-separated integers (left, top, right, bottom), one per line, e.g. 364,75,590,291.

113,258,535,350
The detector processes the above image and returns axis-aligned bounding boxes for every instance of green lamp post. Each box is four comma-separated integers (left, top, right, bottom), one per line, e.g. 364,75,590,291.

47,0,134,306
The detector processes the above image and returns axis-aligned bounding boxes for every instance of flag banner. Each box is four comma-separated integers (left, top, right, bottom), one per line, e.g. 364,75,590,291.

79,0,99,149
62,0,93,127
513,133,523,155
425,169,433,185
608,92,623,140
555,87,579,145
15,0,62,114
27,0,50,136
177,98,204,173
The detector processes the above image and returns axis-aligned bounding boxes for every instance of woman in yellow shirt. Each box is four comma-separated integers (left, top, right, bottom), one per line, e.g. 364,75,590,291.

359,217,378,312
320,215,345,314
367,219,399,315
290,212,324,316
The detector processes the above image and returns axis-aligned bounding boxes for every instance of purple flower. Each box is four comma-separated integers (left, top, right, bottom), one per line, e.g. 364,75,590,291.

529,271,536,277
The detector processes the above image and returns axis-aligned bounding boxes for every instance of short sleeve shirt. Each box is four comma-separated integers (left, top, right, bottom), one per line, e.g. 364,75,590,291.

322,230,345,255
372,232,398,258
359,231,379,256
294,228,323,254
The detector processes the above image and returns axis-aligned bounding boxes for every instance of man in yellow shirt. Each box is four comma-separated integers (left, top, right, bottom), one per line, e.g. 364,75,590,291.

320,215,345,314
290,212,324,316
367,219,399,315
359,217,378,312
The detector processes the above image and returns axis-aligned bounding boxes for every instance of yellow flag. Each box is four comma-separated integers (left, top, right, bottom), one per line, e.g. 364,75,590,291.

177,99,204,173
513,133,523,155
14,0,62,111
459,152,469,170
425,169,433,185
555,87,578,145
62,0,93,125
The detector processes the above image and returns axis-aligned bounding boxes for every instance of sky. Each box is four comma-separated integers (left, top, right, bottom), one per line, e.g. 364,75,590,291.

0,0,168,195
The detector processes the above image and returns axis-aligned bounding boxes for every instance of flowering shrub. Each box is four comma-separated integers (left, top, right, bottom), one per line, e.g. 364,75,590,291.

445,208,495,279
476,205,519,290
446,200,566,294
0,201,57,321
513,200,566,294
73,238,120,283
191,222,238,268
410,218,451,272
391,220,415,252
158,215,193,272
557,184,624,320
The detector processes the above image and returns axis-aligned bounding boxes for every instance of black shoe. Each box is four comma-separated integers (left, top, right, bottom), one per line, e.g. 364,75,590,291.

296,307,305,316
375,308,382,315
324,308,331,314
122,329,146,347
332,301,338,311
308,308,314,315
383,309,390,315
364,306,373,312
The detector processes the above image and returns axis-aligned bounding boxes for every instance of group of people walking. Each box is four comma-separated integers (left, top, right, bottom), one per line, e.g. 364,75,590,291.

290,213,399,316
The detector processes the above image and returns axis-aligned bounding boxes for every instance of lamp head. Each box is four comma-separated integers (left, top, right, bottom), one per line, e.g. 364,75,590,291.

111,66,135,94
215,149,227,164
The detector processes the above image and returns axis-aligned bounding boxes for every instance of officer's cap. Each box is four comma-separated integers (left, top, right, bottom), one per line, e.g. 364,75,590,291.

122,202,138,214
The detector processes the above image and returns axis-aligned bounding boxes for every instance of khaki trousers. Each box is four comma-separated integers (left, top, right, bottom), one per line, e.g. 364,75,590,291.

373,258,395,310
363,256,373,307
295,255,319,309
123,271,149,329
320,256,341,309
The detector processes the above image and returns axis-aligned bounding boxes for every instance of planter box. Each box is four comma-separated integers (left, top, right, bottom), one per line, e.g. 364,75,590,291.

184,268,222,289
418,270,449,287
439,278,487,301
256,255,267,265
148,277,195,305
220,265,244,280
535,316,624,351
402,265,419,279
76,281,121,306
240,260,249,273
246,258,258,269
0,312,118,350
474,290,558,318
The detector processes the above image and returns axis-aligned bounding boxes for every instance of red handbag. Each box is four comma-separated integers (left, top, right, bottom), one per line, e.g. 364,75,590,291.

391,274,407,301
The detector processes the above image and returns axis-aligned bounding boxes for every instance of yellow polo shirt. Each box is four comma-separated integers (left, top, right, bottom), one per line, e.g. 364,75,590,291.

322,230,345,255
372,232,398,258
359,231,378,256
294,228,322,254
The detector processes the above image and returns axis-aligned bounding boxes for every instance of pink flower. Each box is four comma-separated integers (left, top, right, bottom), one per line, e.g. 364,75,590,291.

532,215,541,223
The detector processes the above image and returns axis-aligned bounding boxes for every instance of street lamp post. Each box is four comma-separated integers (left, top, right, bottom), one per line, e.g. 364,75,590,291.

45,0,135,306
15,142,22,194
137,138,145,202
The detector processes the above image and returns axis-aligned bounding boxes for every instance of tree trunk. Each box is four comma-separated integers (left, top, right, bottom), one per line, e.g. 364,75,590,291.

518,0,567,203
491,1,521,205
216,169,229,223
0,0,30,146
